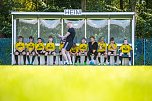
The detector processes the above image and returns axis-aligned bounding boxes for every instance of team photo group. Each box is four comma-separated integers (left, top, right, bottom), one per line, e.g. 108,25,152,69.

14,22,132,66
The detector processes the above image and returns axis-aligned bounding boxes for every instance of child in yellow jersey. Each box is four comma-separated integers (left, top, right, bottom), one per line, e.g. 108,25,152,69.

107,37,117,65
14,36,26,65
44,36,56,65
35,38,45,65
26,36,35,65
70,43,79,64
78,38,88,65
97,37,107,65
119,39,132,65
59,40,65,64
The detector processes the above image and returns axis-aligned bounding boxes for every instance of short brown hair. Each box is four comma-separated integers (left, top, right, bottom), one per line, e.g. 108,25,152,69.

110,37,114,41
90,36,95,39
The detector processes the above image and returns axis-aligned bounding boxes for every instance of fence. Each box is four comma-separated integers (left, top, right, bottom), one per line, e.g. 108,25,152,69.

0,38,152,65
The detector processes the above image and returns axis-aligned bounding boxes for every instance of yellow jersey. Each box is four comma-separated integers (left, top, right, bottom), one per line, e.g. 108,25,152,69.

26,42,35,51
120,44,132,53
79,43,88,52
15,42,25,51
98,42,107,52
108,43,117,51
59,43,64,51
35,42,44,51
45,42,55,51
70,46,79,53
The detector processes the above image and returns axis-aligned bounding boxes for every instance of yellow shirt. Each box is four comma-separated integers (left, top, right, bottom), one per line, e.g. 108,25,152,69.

35,42,44,51
120,44,132,53
108,43,117,51
59,43,64,51
98,42,107,52
15,42,25,51
45,42,55,51
79,43,88,52
26,42,35,51
70,46,79,53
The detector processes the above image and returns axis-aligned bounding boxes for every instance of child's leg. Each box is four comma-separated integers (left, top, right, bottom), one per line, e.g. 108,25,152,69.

108,51,111,63
27,52,30,64
22,51,26,65
98,52,101,63
31,52,35,64
84,52,87,63
14,51,19,65
104,52,107,63
113,51,117,63
52,52,56,64
119,52,123,65
45,52,48,64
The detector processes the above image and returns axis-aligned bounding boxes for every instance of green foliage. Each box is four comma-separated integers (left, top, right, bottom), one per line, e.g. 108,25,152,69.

0,0,152,38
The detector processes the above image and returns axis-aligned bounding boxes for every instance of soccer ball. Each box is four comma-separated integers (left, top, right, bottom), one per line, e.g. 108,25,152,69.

90,60,95,65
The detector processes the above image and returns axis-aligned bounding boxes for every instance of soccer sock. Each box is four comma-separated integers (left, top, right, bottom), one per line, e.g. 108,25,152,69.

114,56,117,63
104,57,106,63
98,57,101,63
84,56,87,62
38,56,40,65
53,56,56,64
45,56,47,63
119,56,122,64
15,55,18,65
78,56,81,63
75,56,78,63
60,55,62,61
129,57,131,62
108,55,110,62
27,55,30,63
23,55,26,65
31,56,35,64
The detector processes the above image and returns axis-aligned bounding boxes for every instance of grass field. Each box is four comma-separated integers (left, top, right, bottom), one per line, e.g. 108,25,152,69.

0,66,152,101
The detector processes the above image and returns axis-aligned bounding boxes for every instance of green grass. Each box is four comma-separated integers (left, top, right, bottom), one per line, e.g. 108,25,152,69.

0,66,152,101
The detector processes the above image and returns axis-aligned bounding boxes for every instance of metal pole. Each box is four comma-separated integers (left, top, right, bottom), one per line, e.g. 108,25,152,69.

132,15,135,65
85,18,87,38
144,38,146,65
38,18,40,37
11,15,14,65
108,19,110,43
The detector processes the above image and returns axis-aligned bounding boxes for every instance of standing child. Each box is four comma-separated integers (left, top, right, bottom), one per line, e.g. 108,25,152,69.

97,37,107,65
35,38,45,65
107,37,117,65
26,36,35,65
119,39,132,65
70,43,79,64
59,40,65,64
78,38,88,65
14,36,26,65
45,36,56,65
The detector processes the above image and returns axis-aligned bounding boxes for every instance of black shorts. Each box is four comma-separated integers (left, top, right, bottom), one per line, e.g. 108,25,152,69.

98,51,106,55
109,51,115,54
37,50,45,55
63,41,73,51
27,50,35,54
45,51,55,55
15,50,25,55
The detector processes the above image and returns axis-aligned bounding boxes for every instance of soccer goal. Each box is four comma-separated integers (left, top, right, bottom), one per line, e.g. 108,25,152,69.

11,11,135,65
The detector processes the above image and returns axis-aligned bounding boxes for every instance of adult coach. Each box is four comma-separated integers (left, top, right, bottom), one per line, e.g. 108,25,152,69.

58,22,76,65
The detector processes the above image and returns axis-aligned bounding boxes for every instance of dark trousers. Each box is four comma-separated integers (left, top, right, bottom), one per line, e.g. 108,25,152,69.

87,51,98,61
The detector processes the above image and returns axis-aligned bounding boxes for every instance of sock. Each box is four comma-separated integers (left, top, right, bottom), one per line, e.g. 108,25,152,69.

60,55,62,61
108,55,110,62
15,55,18,65
129,57,131,62
114,56,117,63
45,56,47,63
78,56,81,63
53,56,56,64
75,56,78,63
23,55,26,65
27,55,30,64
38,56,40,65
98,57,101,63
104,57,106,63
31,56,35,64
119,56,122,64
84,56,87,62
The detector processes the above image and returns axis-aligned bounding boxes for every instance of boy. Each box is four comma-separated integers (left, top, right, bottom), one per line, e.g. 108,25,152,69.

45,36,56,65
87,36,98,65
14,36,26,65
119,39,132,65
107,37,117,65
26,36,35,65
78,38,88,65
98,37,107,65
35,38,45,65
70,43,79,64
59,40,65,64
